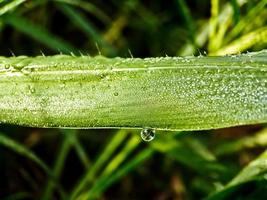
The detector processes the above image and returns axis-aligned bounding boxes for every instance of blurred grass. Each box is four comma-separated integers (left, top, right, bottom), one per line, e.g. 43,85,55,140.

0,132,50,174
0,0,266,199
0,0,25,16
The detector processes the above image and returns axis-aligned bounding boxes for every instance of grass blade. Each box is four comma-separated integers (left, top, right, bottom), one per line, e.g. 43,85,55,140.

207,148,267,200
225,0,267,43
42,130,73,200
53,0,111,24
228,149,267,186
70,130,128,199
151,134,227,174
230,0,240,24
208,0,219,52
214,27,267,55
0,0,25,16
57,3,116,56
0,132,67,198
3,13,78,54
70,133,90,168
82,148,154,200
2,192,33,200
100,134,140,176
214,128,267,156
175,0,196,45
0,132,50,173
179,0,247,56
0,51,266,130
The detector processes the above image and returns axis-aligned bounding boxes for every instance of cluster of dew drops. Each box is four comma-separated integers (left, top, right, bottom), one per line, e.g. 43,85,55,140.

140,128,155,142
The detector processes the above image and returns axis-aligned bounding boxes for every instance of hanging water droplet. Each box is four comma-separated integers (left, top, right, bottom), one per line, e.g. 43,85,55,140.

140,128,155,142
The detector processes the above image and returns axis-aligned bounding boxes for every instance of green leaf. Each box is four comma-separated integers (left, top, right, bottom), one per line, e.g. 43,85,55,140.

0,51,266,130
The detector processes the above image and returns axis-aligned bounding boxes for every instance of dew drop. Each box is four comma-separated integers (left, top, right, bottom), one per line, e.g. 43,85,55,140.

4,64,10,69
140,128,155,142
100,74,106,79
114,92,119,96
21,67,34,75
60,82,66,88
27,85,35,94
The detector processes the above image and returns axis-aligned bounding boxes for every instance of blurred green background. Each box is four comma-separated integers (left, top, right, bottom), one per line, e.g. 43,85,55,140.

0,0,267,199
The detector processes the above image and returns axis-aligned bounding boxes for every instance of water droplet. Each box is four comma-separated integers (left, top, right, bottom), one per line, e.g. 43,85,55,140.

28,85,35,94
21,67,34,75
60,82,66,88
4,64,10,69
91,85,96,90
140,128,155,142
114,92,119,96
100,74,106,79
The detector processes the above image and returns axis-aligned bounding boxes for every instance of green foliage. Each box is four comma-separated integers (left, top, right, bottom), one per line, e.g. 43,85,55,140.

0,0,266,199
